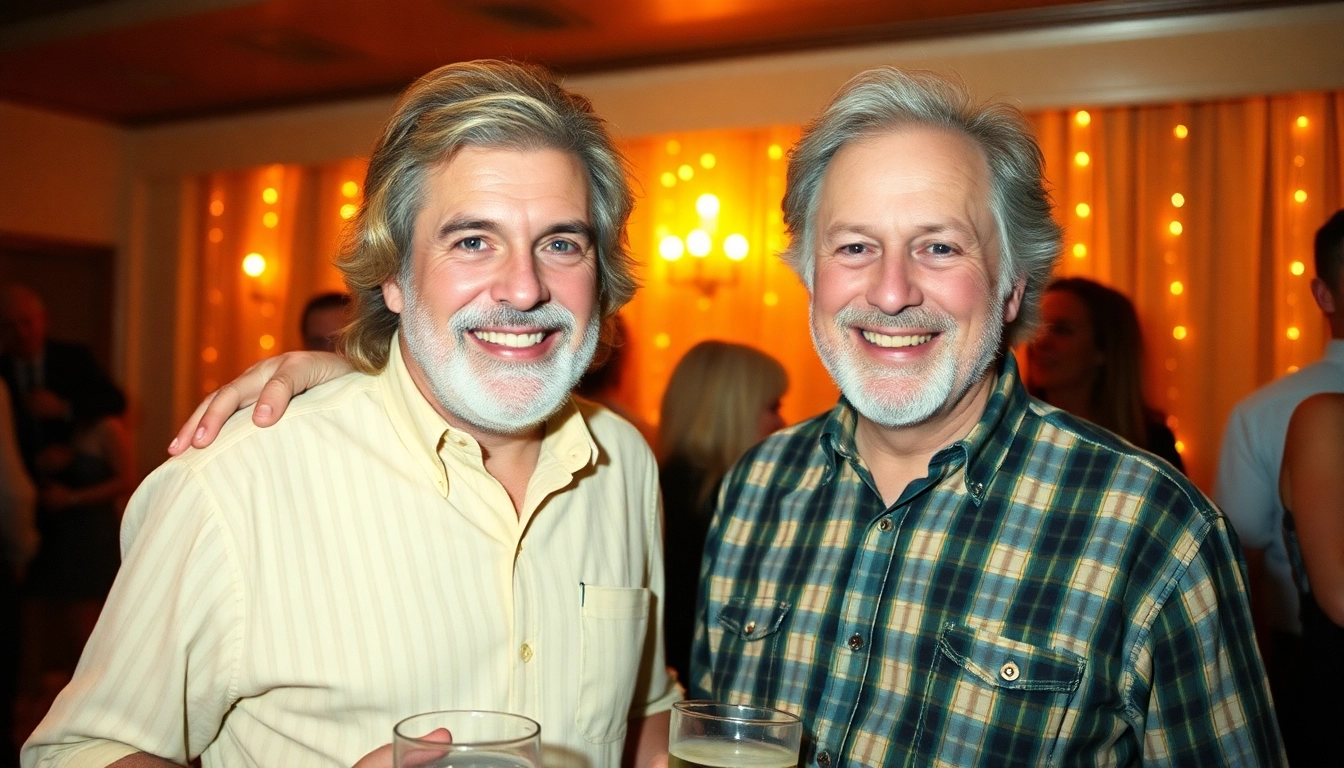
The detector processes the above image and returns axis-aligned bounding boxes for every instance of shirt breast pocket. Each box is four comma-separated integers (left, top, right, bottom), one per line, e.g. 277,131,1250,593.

575,584,651,744
915,623,1085,767
711,597,792,697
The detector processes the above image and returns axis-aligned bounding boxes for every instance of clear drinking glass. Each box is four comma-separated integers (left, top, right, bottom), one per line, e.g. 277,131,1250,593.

393,710,541,768
669,700,803,768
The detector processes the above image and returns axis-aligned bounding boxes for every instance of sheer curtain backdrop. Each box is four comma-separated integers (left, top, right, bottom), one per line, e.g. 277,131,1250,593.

185,91,1344,490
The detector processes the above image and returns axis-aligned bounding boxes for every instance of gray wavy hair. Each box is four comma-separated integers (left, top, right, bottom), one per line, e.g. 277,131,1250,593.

338,59,637,373
781,67,1062,345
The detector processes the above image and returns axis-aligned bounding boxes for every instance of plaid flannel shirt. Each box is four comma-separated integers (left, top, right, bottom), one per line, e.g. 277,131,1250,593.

689,354,1284,767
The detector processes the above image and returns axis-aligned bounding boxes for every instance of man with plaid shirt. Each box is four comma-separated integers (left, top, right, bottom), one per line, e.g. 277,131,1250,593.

687,68,1284,767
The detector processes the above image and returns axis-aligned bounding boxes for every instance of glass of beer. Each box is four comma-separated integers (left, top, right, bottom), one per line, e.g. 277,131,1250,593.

669,700,802,768
393,710,541,768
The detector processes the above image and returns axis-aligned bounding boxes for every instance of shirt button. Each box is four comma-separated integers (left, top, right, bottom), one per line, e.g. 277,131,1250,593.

972,481,985,495
817,750,831,767
878,517,893,532
744,620,757,635
1000,661,1020,681
520,644,534,663
847,633,864,651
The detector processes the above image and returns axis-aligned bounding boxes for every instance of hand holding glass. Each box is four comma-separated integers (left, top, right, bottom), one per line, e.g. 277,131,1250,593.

669,701,802,768
393,710,541,768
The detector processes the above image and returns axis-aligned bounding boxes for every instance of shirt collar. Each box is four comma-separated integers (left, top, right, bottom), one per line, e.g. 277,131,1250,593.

378,333,598,499
820,352,1030,507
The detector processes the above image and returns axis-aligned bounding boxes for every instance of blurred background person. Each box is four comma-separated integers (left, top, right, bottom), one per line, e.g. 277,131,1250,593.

299,291,351,353
1278,391,1344,767
656,340,787,685
575,315,654,445
1027,276,1184,472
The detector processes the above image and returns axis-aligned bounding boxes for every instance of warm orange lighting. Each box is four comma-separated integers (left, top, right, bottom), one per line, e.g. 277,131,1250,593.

665,140,681,155
724,233,749,260
1072,243,1087,258
1174,124,1188,139
1291,261,1306,275
208,228,223,243
1294,155,1306,167
767,144,784,160
1075,110,1091,126
695,193,720,218
1294,189,1308,203
1165,358,1177,371
699,153,716,169
242,253,266,276
262,187,278,204
654,332,671,349
1171,193,1185,208
658,235,684,261
263,212,279,228
1286,326,1301,340
1174,440,1186,454
1074,151,1090,166
1075,203,1091,218
1169,221,1183,236
209,200,224,216
660,172,676,188
1296,115,1309,129
763,291,779,307
259,334,275,351
201,347,218,363
677,164,694,181
1287,365,1300,373
1166,415,1179,429
696,297,712,311
341,181,359,198
686,229,712,257
1173,325,1187,340
340,204,358,219
1170,281,1184,295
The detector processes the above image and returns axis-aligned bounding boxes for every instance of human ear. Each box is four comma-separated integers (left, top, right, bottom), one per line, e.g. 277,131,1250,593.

382,277,405,314
1311,276,1337,315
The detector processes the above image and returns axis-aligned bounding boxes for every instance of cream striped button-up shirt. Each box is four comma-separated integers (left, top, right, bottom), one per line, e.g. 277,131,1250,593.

24,339,679,768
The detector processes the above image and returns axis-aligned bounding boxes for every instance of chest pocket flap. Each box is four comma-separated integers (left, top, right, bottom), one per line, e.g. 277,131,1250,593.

938,623,1085,693
717,597,791,642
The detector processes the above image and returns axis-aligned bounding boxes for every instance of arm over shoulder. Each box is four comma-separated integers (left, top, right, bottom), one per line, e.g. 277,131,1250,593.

22,462,244,767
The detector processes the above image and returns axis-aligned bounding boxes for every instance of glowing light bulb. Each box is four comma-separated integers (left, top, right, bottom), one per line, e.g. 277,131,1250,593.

1294,190,1307,203
242,253,266,276
678,164,694,181
1286,326,1301,340
1296,116,1309,129
341,181,359,198
209,200,224,216
263,211,279,228
1294,155,1306,167
660,172,676,188
1169,221,1183,236
1173,325,1187,340
686,229,712,257
763,291,779,307
1075,110,1091,126
1171,193,1185,208
724,234,749,261
208,228,223,243
1174,125,1188,139
1075,203,1091,218
201,347,218,363
699,153,716,169
340,204,358,219
1074,151,1090,166
259,334,275,351
262,187,278,204
695,193,720,218
1174,440,1185,454
1072,243,1087,258
767,144,783,160
1287,365,1300,373
1170,281,1184,295
1290,261,1305,276
658,235,684,261
654,333,671,349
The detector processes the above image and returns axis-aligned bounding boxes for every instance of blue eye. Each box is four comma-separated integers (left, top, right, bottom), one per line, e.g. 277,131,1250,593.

460,237,485,251
842,244,867,255
547,240,575,252
929,243,954,256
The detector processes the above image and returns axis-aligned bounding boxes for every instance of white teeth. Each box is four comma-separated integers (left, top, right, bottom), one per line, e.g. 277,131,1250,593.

861,330,934,348
472,330,545,348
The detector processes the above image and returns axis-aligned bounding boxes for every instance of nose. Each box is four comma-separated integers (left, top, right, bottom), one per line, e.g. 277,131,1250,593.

866,253,922,316
491,248,549,311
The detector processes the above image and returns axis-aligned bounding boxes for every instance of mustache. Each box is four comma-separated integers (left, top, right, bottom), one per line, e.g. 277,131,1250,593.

448,303,577,334
833,305,956,333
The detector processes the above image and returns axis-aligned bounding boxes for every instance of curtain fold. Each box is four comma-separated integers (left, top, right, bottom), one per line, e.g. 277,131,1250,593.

185,91,1344,491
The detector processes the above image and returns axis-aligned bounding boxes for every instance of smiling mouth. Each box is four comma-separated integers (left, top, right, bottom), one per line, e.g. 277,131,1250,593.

472,330,547,349
861,330,935,349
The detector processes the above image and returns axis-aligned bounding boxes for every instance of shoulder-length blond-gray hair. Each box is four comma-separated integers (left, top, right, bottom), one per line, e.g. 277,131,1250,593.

781,67,1062,346
337,59,637,372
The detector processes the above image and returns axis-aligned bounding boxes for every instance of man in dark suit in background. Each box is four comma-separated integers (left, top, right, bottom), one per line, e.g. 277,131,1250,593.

0,284,126,474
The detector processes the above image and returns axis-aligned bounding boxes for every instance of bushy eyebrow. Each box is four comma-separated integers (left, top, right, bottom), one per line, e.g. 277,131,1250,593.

434,218,594,243
822,221,982,243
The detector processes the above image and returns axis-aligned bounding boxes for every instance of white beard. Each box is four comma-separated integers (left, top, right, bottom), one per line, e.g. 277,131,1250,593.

812,298,1005,428
401,289,600,435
